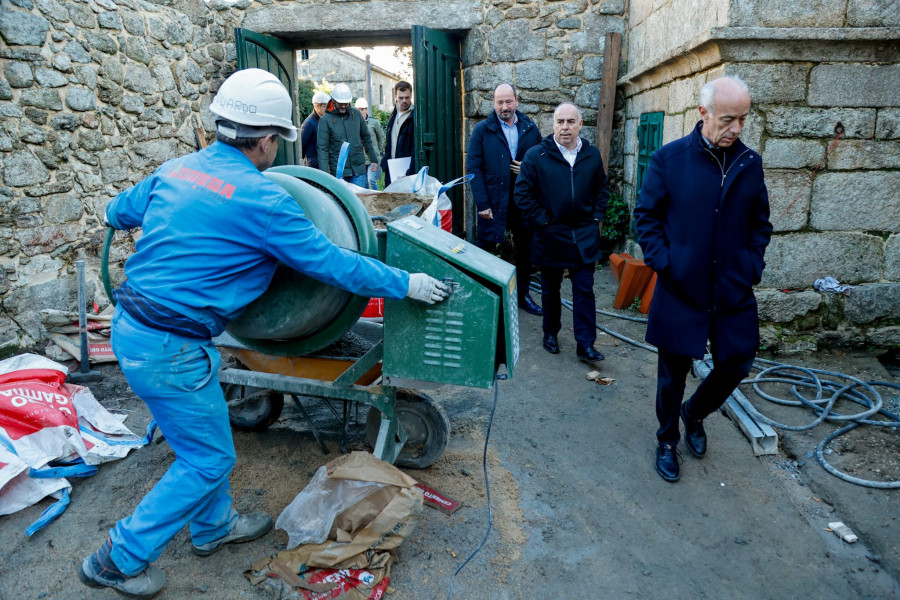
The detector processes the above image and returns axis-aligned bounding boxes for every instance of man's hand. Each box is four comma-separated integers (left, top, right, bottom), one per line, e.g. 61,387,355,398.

478,208,493,220
406,274,450,304
510,160,521,175
369,163,377,172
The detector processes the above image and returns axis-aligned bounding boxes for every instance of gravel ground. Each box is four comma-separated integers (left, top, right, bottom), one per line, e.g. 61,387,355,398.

1,267,898,599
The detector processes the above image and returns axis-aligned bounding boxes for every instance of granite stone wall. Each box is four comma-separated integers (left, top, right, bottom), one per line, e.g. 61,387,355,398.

0,0,628,355
621,0,900,351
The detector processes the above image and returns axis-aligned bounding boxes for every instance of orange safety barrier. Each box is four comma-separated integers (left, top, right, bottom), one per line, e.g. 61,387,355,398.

612,259,654,310
637,271,657,314
608,252,635,283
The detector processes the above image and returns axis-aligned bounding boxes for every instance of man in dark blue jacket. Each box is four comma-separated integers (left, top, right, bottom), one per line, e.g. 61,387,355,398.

515,102,608,363
467,83,543,315
300,90,329,168
380,81,415,185
634,76,772,483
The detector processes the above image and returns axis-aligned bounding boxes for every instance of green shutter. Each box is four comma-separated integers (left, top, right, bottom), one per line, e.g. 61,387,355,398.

636,111,664,194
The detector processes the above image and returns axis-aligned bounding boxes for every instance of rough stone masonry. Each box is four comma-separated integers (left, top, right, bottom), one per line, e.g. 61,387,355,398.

0,0,897,357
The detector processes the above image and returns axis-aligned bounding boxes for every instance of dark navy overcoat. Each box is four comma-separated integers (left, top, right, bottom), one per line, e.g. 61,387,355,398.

466,110,541,244
515,135,609,268
633,121,773,361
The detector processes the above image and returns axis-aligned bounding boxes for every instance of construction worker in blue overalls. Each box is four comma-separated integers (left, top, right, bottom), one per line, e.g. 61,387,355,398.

78,68,449,599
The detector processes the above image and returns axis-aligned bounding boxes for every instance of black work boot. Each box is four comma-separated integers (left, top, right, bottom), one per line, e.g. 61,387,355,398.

78,537,165,599
680,403,707,458
655,442,681,482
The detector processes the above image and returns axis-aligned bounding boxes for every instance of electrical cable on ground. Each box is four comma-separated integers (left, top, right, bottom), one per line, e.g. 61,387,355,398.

445,373,504,600
541,283,900,488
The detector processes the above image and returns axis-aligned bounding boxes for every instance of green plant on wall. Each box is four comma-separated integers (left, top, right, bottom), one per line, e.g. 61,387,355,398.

297,78,315,120
371,106,391,130
600,192,629,247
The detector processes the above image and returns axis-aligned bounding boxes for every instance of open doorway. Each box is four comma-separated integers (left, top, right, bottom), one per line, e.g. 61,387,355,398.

235,27,466,236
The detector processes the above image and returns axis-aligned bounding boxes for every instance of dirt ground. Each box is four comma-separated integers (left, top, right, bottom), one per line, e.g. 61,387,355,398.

2,267,899,600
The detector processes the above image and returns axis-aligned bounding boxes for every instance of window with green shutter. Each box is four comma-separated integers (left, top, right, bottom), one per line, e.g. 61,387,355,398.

636,111,664,194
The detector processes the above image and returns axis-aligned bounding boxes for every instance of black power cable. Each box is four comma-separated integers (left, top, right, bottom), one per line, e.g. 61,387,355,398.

445,373,505,600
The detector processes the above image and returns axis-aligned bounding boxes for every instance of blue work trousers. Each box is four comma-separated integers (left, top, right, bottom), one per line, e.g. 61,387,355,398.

366,165,379,190
540,264,596,347
343,173,367,188
108,306,237,576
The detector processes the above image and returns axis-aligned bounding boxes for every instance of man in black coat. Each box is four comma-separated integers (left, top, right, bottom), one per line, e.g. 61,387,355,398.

634,76,772,483
515,102,609,363
467,83,543,315
380,81,415,186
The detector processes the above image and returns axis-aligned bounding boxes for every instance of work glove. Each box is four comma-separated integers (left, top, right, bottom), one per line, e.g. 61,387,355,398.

406,273,450,304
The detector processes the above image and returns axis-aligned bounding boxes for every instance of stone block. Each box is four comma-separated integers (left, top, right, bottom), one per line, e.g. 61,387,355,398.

662,113,683,145
516,60,560,90
67,3,97,28
463,64,514,92
844,284,900,324
5,61,35,89
489,20,544,62
122,12,145,36
150,57,176,92
84,31,118,55
2,151,50,187
809,65,900,107
3,275,76,339
0,79,11,101
50,113,78,131
34,0,69,23
64,40,92,64
875,108,900,140
19,121,46,144
866,327,900,347
78,129,105,151
826,140,900,170
760,232,883,289
886,234,900,281
52,53,72,73
461,28,485,67
35,67,67,87
132,139,178,170
764,170,811,232
667,74,703,115
730,0,846,27
624,118,638,155
583,55,603,81
766,108,876,139
44,193,83,224
762,139,825,169
727,63,809,104
99,57,124,85
124,37,151,65
811,172,900,232
0,8,49,46
98,11,122,30
99,151,132,183
575,82,602,110
848,0,900,26
65,87,96,112
124,63,155,94
597,0,626,15
756,290,822,323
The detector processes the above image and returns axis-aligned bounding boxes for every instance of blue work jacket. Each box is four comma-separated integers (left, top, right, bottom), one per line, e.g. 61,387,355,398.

515,135,609,268
633,121,772,361
466,110,541,244
106,142,409,336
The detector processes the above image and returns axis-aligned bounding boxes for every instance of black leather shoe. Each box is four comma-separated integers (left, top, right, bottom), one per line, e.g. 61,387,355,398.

655,442,681,482
519,294,543,316
542,334,559,354
680,403,707,458
576,345,605,363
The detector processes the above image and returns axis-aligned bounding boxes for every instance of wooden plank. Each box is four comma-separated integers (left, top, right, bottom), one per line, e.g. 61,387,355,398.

595,31,622,170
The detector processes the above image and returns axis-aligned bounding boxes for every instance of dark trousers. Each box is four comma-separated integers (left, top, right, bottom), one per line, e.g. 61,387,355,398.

656,345,754,443
541,263,596,347
478,198,535,302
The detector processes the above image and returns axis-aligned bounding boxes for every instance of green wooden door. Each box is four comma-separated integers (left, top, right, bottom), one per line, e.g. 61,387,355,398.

234,28,299,167
412,26,463,235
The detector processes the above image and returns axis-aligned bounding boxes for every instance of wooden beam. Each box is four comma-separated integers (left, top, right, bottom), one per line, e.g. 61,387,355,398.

595,31,622,170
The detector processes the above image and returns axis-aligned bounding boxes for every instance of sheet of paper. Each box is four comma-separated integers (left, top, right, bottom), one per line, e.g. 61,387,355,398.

387,157,411,182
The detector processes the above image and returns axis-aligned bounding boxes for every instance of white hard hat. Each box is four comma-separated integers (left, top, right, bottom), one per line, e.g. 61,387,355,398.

331,83,352,103
210,68,297,142
354,98,368,109
312,91,330,104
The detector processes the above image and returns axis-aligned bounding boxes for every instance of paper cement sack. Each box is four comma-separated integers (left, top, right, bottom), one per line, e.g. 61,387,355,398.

247,452,424,600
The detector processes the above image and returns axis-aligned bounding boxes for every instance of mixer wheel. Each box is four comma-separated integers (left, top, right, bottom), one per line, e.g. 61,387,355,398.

365,390,450,469
224,383,285,432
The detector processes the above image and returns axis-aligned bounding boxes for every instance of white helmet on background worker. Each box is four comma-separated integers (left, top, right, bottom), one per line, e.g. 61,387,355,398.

331,83,353,104
210,68,297,142
312,91,330,105
354,98,368,109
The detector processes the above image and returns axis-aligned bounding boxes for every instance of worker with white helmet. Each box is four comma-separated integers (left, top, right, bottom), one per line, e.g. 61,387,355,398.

316,82,380,186
300,89,330,168
78,68,449,599
355,97,385,189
